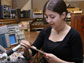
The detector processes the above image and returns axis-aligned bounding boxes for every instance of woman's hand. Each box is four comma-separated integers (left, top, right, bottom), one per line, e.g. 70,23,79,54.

43,53,74,63
20,40,32,58
20,40,31,49
20,40,31,55
43,53,58,63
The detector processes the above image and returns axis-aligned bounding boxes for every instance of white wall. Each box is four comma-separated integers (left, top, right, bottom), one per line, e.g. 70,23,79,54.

21,0,31,11
12,0,84,14
13,0,32,10
1,0,12,7
32,0,48,10
64,0,84,2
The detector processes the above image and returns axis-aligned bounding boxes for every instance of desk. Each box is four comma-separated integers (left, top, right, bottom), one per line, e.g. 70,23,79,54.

25,31,39,44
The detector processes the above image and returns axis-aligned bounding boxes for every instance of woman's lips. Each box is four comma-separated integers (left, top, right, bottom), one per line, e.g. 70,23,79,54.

50,24,54,26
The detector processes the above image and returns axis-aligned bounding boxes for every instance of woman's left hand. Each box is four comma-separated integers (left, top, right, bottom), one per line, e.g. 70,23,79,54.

43,53,73,63
43,53,58,63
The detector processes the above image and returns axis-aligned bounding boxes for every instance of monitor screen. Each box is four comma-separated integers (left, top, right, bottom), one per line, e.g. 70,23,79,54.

9,34,16,45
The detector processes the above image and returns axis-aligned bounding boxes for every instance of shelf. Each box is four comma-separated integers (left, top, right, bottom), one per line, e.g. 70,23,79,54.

31,24,49,28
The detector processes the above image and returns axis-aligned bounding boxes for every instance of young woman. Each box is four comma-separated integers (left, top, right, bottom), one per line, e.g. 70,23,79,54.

20,0,83,63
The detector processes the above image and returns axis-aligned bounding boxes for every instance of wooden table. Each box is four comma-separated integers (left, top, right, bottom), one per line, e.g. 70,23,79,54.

24,31,39,44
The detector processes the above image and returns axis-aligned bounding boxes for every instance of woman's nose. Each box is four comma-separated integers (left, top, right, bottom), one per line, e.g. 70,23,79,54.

47,18,52,23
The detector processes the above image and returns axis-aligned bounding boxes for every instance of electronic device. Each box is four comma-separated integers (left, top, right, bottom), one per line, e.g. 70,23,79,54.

0,45,29,63
0,25,8,34
0,5,4,19
0,33,19,48
0,5,11,19
0,45,21,59
0,25,25,48
0,58,28,63
0,45,7,53
21,10,30,18
0,43,46,63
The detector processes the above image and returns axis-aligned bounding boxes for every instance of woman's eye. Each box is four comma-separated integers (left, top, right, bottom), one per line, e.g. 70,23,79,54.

50,16,55,19
44,15,55,19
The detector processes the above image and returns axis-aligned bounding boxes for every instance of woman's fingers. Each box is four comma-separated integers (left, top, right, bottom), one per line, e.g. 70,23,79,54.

43,53,54,62
20,40,31,49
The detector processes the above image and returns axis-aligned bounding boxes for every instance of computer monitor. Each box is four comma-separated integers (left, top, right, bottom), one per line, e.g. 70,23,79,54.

0,25,25,48
9,34,17,45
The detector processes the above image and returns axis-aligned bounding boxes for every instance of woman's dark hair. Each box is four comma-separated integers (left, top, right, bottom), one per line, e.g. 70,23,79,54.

43,0,68,15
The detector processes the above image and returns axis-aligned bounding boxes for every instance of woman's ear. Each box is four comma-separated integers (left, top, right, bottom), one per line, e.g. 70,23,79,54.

61,12,66,20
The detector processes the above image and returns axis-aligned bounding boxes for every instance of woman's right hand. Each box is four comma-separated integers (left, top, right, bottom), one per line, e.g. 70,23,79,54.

20,40,32,58
20,40,31,49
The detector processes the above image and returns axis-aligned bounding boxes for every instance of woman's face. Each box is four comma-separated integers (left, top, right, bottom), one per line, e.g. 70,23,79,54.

44,9,65,29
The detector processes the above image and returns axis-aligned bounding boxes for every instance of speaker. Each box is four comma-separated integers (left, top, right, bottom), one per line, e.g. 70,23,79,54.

21,10,30,18
0,5,4,19
16,9,21,18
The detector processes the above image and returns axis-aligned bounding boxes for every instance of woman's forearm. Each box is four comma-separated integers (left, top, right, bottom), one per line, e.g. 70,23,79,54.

54,57,75,63
44,53,75,63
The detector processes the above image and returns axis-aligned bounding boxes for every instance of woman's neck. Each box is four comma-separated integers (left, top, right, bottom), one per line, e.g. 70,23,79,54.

52,23,70,34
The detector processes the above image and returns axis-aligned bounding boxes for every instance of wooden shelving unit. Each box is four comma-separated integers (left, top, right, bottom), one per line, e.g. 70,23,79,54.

71,13,84,54
0,18,34,26
0,19,17,26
